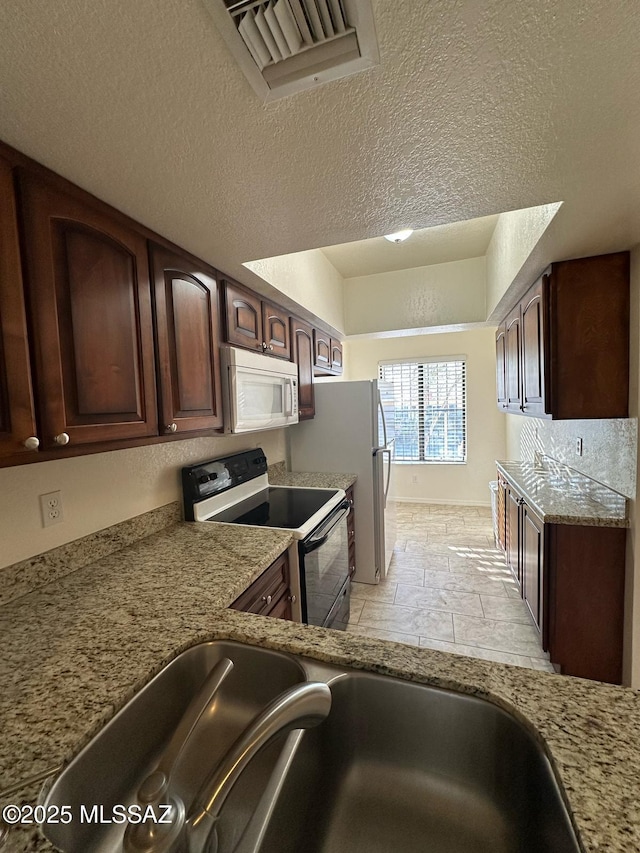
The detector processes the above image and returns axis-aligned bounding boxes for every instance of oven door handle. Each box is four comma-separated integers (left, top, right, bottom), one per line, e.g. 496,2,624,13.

302,500,350,554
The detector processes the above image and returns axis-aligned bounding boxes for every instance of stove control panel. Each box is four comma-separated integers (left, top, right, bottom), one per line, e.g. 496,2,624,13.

182,449,269,519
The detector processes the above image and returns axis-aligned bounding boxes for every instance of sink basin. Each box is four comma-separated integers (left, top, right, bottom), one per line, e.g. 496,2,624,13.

42,642,580,853
43,641,307,852
257,670,580,853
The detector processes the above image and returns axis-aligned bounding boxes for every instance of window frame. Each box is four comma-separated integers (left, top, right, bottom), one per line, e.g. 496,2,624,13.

379,356,467,465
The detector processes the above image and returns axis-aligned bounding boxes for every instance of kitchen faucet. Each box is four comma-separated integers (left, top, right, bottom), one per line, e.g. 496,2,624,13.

123,660,331,853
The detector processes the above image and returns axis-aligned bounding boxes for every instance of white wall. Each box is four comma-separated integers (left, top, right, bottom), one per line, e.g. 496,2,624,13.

344,257,487,336
485,204,562,319
245,249,345,333
345,327,506,505
0,430,286,570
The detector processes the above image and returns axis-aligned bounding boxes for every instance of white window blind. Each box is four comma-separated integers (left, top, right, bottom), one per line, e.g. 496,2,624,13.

379,359,467,463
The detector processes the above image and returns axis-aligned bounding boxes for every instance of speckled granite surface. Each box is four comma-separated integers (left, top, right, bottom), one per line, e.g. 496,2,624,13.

268,461,356,491
0,503,182,607
2,510,640,852
497,459,628,527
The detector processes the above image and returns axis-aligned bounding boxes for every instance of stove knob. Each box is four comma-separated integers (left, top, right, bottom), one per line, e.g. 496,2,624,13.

54,432,70,445
197,475,210,485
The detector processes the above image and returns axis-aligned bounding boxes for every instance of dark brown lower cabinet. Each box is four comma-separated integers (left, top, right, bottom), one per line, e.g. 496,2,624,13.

230,550,296,621
499,470,626,684
522,503,544,636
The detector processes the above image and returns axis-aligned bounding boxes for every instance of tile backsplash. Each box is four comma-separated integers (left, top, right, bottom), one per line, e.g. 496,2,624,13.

508,417,637,499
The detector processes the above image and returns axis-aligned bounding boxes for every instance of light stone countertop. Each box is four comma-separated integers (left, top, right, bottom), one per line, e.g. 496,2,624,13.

1,495,640,852
497,458,629,527
267,461,357,492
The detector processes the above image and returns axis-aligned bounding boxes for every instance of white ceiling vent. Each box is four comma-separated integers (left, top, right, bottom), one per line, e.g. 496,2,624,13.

204,0,379,101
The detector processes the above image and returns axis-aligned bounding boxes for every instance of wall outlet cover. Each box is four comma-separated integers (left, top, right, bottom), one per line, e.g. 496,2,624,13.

40,491,64,527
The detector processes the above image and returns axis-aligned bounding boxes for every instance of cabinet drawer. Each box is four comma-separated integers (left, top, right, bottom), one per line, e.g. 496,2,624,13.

230,550,290,616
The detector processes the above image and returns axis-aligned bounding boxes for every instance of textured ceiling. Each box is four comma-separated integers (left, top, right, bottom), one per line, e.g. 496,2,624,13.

1,1,640,302
321,214,499,278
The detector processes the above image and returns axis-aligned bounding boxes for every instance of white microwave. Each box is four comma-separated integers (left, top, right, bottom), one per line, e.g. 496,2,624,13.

221,345,299,434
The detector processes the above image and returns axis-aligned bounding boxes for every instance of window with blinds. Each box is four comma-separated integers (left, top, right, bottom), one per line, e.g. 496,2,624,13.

379,359,467,463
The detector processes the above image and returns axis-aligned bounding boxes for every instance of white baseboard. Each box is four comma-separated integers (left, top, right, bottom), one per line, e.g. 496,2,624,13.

395,497,491,507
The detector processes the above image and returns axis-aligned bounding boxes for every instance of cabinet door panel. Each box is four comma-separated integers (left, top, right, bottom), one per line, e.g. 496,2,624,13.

330,339,343,373
262,300,290,359
521,277,547,416
522,505,543,635
151,244,223,433
19,173,157,448
223,280,262,351
505,308,521,411
0,157,38,460
314,329,331,371
506,488,521,584
495,323,507,410
291,317,315,420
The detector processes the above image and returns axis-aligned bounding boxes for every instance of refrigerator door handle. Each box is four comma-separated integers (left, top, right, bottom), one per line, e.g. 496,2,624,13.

381,448,392,501
378,392,388,448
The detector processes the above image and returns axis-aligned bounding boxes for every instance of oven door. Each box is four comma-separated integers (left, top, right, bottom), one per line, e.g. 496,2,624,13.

299,500,351,629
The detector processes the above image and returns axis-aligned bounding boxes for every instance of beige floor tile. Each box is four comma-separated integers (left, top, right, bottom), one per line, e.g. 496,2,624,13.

480,595,535,625
529,657,556,673
395,583,484,617
418,637,540,669
423,568,508,597
348,598,365,624
351,581,397,603
385,564,426,586
358,601,455,642
346,625,420,646
453,614,546,658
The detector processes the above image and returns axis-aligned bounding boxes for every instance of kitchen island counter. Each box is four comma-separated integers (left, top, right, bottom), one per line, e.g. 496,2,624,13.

1,503,639,853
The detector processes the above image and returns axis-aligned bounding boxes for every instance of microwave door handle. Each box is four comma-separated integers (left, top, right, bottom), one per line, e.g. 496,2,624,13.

284,378,293,417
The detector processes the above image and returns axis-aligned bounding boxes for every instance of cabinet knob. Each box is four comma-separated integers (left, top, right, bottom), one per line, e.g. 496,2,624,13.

268,344,274,351
23,436,40,450
54,432,70,446
262,594,273,605
165,423,178,433
287,594,297,604
261,341,267,349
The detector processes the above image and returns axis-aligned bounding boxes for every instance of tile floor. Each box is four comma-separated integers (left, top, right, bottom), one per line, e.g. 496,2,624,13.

347,502,555,673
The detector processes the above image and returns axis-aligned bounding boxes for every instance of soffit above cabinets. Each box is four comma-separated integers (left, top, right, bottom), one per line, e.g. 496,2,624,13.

203,0,379,101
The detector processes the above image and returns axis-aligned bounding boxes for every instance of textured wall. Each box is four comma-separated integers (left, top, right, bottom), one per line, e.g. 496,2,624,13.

0,431,286,569
246,248,345,333
344,257,486,335
345,327,506,504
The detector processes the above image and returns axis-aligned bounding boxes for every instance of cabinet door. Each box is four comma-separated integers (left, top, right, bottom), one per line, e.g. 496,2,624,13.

496,474,507,551
495,322,507,411
261,300,291,359
521,276,548,417
506,486,522,585
330,339,343,374
18,172,157,449
291,317,315,420
522,503,544,638
505,307,522,412
346,485,356,577
222,280,263,352
150,243,223,434
314,328,331,372
0,158,38,461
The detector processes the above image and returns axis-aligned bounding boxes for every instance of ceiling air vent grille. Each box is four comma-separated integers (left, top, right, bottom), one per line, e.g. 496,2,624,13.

204,0,379,101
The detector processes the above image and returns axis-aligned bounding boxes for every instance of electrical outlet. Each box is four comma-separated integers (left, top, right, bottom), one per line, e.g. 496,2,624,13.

576,437,583,457
40,490,64,527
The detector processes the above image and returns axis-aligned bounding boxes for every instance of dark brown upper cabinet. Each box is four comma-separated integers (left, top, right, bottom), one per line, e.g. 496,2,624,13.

495,253,629,419
18,171,158,450
222,278,290,360
314,328,343,376
0,157,38,460
291,316,315,420
149,243,223,435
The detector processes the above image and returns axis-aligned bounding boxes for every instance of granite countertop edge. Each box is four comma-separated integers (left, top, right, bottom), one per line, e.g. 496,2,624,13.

496,460,629,528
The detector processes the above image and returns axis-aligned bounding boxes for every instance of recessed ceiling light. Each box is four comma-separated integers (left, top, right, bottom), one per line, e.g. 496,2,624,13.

384,229,414,244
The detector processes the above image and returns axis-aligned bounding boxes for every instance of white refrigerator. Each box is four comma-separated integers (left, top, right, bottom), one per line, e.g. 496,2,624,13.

287,380,397,585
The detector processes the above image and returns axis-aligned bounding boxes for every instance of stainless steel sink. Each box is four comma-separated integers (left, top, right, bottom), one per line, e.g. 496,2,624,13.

42,641,307,853
258,670,580,853
42,642,580,853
